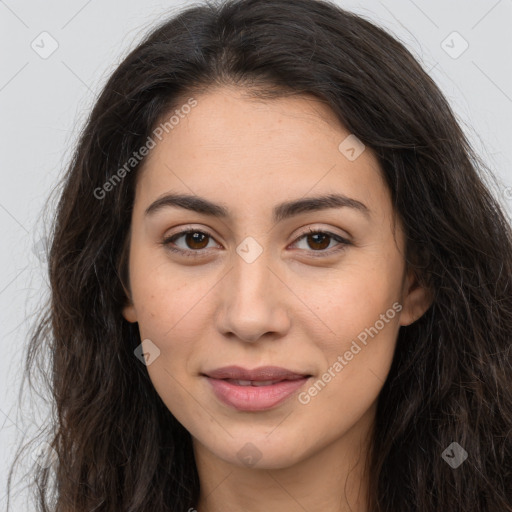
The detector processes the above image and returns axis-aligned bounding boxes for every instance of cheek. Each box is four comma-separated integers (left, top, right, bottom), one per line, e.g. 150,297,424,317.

133,284,209,367
301,256,403,352
130,268,207,416
129,243,208,336
129,252,221,396
296,299,400,440
296,254,403,414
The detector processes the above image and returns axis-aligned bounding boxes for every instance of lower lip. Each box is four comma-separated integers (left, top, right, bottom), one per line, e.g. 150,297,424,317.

206,377,310,411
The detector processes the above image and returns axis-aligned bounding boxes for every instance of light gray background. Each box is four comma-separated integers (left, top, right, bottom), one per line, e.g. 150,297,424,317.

1,0,511,509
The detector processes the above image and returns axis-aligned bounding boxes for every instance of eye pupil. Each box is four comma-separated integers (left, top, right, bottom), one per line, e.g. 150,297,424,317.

186,232,209,249
308,233,330,250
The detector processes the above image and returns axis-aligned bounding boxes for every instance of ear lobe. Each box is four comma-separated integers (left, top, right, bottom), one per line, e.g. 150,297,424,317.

399,269,433,327
122,302,138,323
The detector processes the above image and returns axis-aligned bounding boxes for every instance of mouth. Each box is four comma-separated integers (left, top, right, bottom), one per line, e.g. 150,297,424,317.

220,378,302,386
201,366,312,411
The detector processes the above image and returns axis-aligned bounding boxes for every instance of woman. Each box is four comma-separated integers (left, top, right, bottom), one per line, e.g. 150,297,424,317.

7,0,512,510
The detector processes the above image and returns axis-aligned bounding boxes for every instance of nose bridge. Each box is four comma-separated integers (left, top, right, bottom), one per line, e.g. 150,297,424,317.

230,236,275,312
217,235,290,342
232,239,272,298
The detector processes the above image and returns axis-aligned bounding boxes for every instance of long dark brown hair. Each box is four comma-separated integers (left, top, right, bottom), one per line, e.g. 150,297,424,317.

7,0,512,510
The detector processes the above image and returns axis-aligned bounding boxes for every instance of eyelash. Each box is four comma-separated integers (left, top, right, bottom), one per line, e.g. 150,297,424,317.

161,227,351,259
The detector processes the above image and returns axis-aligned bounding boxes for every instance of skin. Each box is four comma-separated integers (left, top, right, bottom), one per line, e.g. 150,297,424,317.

122,86,432,512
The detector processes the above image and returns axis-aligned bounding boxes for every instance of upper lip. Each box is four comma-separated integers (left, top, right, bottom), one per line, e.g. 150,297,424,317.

203,365,310,381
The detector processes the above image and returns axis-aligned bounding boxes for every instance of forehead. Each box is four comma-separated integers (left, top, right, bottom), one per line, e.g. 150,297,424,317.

145,87,351,164
134,87,391,222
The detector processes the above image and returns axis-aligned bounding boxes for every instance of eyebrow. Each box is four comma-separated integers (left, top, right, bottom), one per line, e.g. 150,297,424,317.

144,192,371,223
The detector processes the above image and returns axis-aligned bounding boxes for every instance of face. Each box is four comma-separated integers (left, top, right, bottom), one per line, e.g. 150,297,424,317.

122,86,431,470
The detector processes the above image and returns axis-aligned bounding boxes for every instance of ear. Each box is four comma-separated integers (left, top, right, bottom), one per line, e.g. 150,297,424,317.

122,300,138,323
399,268,433,326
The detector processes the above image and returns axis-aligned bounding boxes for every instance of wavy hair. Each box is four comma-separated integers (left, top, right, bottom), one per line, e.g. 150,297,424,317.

7,0,512,510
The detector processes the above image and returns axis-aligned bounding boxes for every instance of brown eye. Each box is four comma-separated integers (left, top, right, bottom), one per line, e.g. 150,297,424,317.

305,232,331,250
292,229,351,257
182,231,210,250
162,229,217,257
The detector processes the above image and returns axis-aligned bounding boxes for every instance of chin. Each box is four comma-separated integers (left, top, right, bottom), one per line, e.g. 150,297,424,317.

209,434,308,470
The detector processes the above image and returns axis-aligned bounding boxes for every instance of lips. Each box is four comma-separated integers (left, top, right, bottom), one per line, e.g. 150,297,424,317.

202,365,312,411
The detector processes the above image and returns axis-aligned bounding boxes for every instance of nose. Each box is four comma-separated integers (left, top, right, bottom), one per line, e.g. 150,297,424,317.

215,246,291,343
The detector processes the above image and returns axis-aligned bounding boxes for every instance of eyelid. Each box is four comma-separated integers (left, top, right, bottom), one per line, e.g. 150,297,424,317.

293,225,352,242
